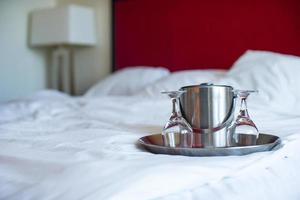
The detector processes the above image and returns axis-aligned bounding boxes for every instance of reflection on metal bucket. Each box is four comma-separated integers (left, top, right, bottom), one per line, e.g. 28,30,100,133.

180,83,236,147
180,84,235,130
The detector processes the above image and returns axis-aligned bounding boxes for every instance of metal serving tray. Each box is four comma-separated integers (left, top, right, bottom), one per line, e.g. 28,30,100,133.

138,133,281,157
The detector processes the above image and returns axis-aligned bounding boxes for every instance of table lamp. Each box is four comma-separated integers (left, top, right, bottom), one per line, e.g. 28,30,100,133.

30,4,96,94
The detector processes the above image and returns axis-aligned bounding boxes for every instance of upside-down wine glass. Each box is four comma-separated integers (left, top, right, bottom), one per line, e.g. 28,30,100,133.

161,91,193,148
230,90,259,145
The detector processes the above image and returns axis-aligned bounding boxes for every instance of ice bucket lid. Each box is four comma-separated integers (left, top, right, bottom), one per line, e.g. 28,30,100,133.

180,83,234,91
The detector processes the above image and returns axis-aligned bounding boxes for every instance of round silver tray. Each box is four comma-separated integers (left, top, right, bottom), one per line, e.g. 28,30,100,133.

138,133,281,156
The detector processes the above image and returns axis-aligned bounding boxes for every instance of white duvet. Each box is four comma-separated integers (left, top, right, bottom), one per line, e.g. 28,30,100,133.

1,50,300,200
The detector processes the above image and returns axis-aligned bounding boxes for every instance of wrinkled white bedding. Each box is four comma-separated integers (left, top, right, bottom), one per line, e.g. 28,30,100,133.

1,50,300,200
0,90,300,200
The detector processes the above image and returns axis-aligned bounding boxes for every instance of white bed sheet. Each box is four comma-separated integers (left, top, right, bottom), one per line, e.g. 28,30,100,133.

0,90,300,200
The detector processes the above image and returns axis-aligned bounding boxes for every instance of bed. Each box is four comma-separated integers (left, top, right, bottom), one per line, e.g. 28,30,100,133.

1,50,300,199
1,0,300,199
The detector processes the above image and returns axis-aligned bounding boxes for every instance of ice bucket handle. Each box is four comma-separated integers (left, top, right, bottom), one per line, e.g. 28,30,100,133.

194,108,235,134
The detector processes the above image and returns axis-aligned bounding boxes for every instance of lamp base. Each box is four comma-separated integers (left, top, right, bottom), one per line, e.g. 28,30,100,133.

50,46,75,95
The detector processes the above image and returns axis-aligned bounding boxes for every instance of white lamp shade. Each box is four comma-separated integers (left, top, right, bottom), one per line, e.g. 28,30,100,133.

30,5,96,46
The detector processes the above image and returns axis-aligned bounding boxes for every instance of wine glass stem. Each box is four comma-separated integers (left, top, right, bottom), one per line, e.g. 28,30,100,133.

239,97,250,118
171,98,180,117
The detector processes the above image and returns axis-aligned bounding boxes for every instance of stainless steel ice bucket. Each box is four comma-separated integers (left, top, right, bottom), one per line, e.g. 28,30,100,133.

179,83,236,147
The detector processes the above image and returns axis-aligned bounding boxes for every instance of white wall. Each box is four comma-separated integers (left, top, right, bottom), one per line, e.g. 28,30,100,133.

0,0,112,101
0,0,56,102
58,0,112,95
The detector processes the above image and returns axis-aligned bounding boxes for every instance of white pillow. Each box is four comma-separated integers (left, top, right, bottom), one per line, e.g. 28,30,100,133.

85,67,170,97
136,69,226,97
217,50,300,114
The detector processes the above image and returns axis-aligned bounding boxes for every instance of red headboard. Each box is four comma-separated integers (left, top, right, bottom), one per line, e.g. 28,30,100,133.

113,0,300,71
